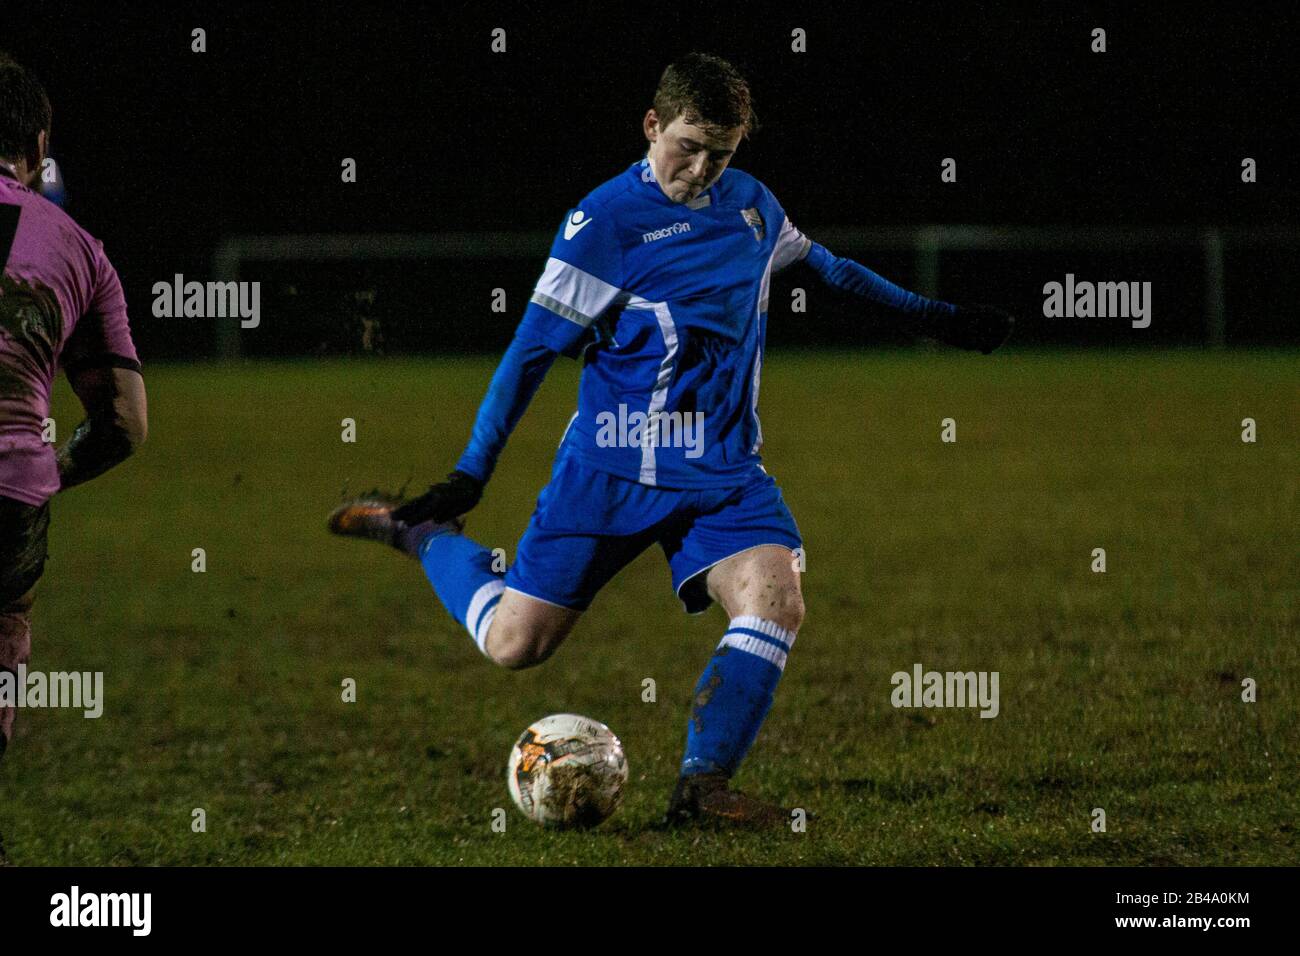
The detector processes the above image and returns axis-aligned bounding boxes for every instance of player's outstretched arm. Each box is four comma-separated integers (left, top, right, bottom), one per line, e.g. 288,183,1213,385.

57,365,148,491
392,330,559,525
801,242,1014,354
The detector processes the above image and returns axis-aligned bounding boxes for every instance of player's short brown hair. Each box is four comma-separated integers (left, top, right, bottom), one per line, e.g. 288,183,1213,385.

0,53,52,163
652,52,758,139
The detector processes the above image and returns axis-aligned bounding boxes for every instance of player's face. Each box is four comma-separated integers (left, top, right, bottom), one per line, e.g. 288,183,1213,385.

643,110,742,204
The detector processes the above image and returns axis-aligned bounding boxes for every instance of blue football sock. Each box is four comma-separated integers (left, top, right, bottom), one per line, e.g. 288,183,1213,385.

417,531,504,655
680,615,797,778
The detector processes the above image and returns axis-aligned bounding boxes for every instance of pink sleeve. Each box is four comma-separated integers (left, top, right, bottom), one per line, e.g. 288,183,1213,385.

62,243,140,374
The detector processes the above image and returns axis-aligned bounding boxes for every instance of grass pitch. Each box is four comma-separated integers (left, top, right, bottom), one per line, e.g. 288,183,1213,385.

2,349,1295,865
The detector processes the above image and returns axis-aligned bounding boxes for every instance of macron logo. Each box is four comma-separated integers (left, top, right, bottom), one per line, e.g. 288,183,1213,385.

642,221,691,243
564,210,594,240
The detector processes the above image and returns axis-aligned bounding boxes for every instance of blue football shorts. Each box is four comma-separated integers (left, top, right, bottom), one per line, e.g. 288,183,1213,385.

504,448,802,615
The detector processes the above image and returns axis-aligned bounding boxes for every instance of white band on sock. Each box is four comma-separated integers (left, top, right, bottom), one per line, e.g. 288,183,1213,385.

719,615,796,671
466,579,505,655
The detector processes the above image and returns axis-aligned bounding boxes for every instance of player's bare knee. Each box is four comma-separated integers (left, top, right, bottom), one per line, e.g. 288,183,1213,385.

495,641,546,671
482,624,527,668
723,580,804,633
773,587,805,634
507,641,560,671
483,620,555,670
752,583,803,634
709,546,805,633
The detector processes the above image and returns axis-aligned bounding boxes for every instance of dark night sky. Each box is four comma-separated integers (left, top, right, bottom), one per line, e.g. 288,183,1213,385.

2,2,1296,351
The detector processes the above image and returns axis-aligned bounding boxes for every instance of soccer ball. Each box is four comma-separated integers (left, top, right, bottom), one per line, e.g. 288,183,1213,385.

507,713,628,828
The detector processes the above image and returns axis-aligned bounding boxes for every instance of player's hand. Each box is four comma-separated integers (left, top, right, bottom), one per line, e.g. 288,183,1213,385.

934,304,1015,354
391,470,484,525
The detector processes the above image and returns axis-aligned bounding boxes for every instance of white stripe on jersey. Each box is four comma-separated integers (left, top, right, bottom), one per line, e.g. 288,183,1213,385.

530,256,625,328
771,216,812,274
748,345,764,455
625,295,679,487
750,228,791,452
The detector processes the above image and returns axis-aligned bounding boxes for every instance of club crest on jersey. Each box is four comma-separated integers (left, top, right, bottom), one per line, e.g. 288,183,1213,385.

741,207,765,241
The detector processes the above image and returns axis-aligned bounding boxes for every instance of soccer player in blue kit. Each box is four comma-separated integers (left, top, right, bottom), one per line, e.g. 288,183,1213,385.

330,53,1012,825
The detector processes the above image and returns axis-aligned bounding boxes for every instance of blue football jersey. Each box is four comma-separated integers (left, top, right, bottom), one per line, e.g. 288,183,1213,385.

517,156,811,489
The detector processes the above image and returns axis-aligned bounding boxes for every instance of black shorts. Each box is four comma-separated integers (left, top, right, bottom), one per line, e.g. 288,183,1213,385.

0,495,49,605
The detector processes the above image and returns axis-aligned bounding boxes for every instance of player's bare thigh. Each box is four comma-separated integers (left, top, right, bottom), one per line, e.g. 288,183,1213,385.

705,545,805,633
482,588,582,670
478,546,804,668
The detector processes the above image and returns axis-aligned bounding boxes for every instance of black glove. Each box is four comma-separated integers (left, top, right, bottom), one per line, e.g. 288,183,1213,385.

932,304,1015,354
391,470,484,525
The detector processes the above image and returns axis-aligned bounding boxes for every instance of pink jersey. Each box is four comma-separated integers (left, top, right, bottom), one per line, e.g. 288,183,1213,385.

0,169,139,507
